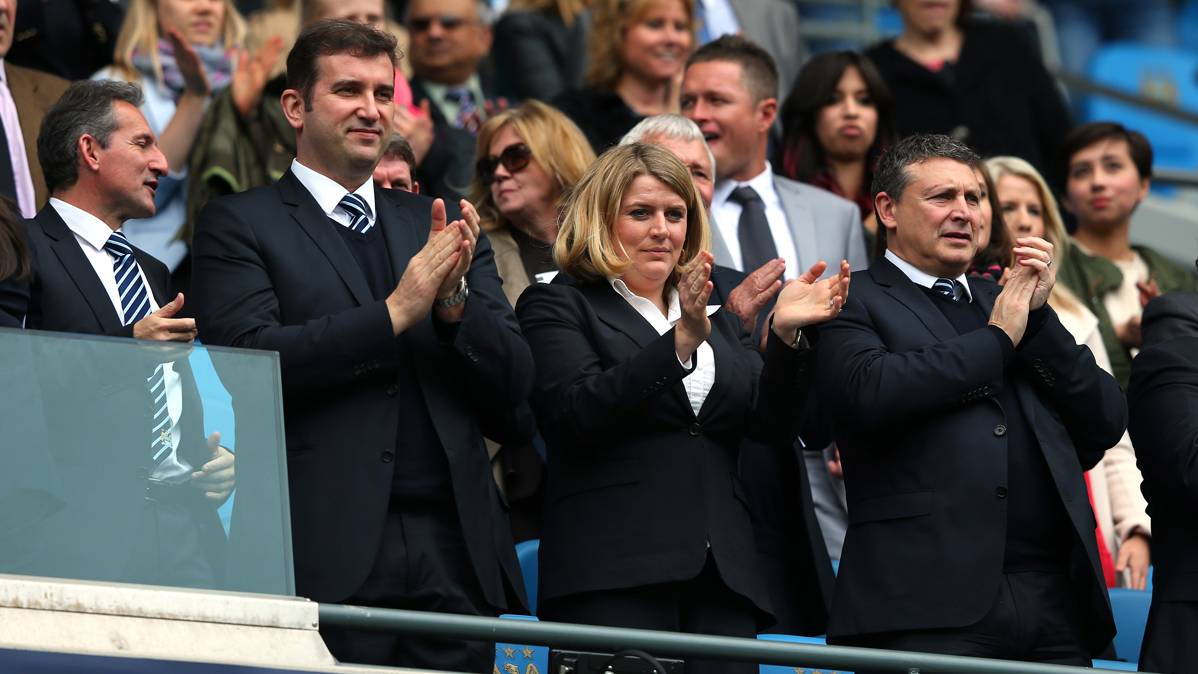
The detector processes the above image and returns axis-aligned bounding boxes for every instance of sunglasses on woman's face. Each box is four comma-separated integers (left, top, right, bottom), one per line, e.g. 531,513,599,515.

477,143,532,184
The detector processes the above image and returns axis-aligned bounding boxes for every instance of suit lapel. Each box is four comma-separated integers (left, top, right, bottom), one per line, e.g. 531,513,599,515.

709,217,736,269
872,257,957,342
37,208,125,333
695,313,736,421
775,177,818,273
580,281,662,349
968,277,998,318
277,170,373,306
376,187,420,284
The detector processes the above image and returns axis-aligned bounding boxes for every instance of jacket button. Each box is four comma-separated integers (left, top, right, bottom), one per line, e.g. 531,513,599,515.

688,422,701,437
381,450,394,463
993,424,1007,437
995,486,1008,499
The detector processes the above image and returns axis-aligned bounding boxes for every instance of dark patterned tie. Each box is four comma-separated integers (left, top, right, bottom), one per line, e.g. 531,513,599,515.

728,185,778,272
932,277,962,302
339,193,373,234
104,232,172,466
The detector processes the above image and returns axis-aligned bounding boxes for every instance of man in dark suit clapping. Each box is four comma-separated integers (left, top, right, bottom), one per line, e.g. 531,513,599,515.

815,134,1126,667
191,19,531,672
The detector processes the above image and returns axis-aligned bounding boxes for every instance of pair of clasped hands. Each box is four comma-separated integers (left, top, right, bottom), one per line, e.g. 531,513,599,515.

674,251,853,362
987,236,1057,347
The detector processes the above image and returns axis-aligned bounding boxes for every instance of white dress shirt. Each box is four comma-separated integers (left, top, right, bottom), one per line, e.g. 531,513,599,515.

712,163,800,280
290,158,376,229
50,198,190,482
609,278,719,415
0,60,38,218
884,249,974,303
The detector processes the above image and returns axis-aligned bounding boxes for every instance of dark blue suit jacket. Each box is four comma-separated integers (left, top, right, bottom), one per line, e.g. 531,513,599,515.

191,170,532,609
815,257,1124,652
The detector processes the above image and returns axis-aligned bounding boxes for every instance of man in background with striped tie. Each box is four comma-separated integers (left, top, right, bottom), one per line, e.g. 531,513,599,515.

0,79,233,587
813,133,1127,669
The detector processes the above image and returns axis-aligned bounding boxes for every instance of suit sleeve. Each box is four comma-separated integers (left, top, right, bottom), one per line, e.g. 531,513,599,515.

191,198,398,396
750,318,814,446
516,282,694,450
1015,307,1128,468
1129,343,1198,511
433,229,535,407
814,288,1008,434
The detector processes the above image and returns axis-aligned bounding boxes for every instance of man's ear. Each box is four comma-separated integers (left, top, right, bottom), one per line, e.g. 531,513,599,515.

412,181,421,195
875,191,899,233
758,97,778,134
78,134,102,173
280,88,306,132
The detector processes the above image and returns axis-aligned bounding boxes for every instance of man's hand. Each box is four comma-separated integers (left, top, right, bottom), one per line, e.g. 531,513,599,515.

1012,236,1055,310
675,251,714,363
166,28,211,97
725,258,784,334
385,199,466,334
771,259,851,341
1137,278,1161,308
231,36,285,118
191,431,235,504
394,100,435,165
133,293,198,342
827,444,844,479
435,198,480,299
988,268,1035,346
1115,531,1151,590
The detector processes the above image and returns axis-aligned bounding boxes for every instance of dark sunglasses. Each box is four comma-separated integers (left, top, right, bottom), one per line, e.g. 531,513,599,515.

409,15,468,33
476,143,532,184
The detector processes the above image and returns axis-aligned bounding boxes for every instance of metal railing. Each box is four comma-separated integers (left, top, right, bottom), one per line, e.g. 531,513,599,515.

318,604,1136,674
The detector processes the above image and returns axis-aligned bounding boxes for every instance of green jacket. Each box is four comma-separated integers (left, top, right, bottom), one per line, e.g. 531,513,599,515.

1057,241,1198,387
182,76,295,244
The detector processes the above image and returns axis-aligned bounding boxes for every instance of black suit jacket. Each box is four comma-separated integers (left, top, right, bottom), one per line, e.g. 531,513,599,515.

814,258,1124,651
515,278,811,620
0,205,223,581
191,170,532,609
492,9,588,102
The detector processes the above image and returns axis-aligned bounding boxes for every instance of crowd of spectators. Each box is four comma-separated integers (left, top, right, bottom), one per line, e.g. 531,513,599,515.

0,0,1196,673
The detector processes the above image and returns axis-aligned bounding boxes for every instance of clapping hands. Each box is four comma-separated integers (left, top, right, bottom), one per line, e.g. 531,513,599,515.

770,260,852,344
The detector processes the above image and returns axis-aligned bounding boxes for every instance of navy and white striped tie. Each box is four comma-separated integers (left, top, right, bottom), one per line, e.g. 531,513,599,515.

932,277,962,302
103,232,172,466
339,193,373,234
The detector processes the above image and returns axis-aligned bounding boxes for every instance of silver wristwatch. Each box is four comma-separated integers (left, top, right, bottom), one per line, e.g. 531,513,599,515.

434,278,469,308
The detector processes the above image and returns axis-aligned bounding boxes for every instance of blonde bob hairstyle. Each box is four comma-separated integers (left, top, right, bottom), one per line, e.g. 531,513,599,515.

984,155,1070,261
112,0,247,83
555,142,711,283
586,0,695,91
469,100,596,233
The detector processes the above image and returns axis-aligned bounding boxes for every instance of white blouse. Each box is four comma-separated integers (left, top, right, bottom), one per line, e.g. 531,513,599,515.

609,279,719,415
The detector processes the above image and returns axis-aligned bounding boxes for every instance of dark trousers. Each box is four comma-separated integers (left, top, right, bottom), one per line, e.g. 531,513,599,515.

849,571,1090,673
319,499,495,673
1140,598,1198,674
121,493,216,589
540,554,759,674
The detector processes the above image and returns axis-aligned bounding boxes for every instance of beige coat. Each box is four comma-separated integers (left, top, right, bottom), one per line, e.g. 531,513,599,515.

8,63,70,209
1052,285,1151,586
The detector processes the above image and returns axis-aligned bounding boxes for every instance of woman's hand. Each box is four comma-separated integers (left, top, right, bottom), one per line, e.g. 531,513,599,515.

166,28,211,97
1116,532,1151,590
675,251,713,363
771,259,851,342
231,36,285,118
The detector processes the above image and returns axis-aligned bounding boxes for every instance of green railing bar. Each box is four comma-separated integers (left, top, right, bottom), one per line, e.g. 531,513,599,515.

318,604,1133,674
1055,70,1198,127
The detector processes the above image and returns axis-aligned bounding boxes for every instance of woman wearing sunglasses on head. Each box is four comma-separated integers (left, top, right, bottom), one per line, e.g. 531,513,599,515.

469,100,596,308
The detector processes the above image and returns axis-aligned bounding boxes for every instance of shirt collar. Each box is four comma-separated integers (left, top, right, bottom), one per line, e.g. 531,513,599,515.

50,198,120,253
421,75,483,104
713,162,777,210
290,158,375,221
884,249,973,302
608,277,720,322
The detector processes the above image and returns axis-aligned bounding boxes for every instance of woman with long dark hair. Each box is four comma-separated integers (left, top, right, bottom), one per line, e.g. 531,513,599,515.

777,51,894,254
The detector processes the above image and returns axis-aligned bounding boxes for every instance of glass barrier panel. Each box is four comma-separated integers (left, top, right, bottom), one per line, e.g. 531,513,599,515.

0,328,293,596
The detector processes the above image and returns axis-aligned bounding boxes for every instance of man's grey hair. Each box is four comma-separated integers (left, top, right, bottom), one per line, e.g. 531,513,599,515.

38,80,144,194
620,114,716,178
872,133,980,201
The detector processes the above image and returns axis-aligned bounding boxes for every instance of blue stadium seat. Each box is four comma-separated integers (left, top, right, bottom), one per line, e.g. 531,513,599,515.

1179,1,1198,52
1108,588,1152,664
1084,43,1198,172
515,539,539,615
757,634,850,674
497,614,549,674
